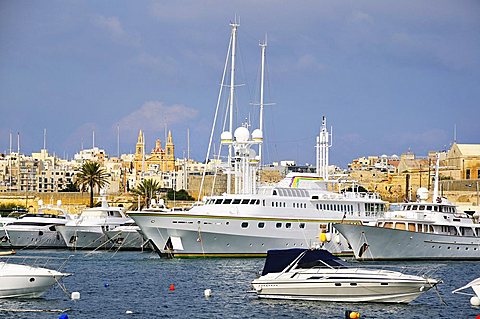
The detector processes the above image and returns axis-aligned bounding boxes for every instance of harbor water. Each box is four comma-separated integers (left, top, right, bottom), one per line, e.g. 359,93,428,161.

0,250,479,318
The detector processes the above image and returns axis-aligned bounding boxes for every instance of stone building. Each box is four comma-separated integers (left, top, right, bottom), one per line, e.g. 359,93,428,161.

133,130,175,174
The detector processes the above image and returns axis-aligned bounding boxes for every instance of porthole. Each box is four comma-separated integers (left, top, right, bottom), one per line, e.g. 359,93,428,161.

335,283,341,286
29,278,35,282
241,222,249,228
258,222,265,228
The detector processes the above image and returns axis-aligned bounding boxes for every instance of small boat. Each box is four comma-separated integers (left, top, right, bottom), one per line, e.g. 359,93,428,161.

0,262,70,298
251,248,439,303
452,277,480,306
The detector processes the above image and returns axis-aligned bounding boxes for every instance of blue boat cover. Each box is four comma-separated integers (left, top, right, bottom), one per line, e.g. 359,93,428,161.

261,248,346,276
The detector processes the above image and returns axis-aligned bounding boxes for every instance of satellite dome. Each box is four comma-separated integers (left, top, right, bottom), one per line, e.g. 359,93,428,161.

251,129,263,141
416,187,429,201
221,131,233,144
234,127,250,142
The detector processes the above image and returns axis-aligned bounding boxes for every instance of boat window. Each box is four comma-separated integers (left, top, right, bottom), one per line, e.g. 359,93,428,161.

429,225,434,233
258,222,265,228
408,223,416,231
286,223,292,229
232,199,241,204
395,223,406,230
241,222,249,228
412,205,418,210
276,223,282,228
224,199,232,205
384,222,394,229
241,199,249,204
335,283,341,286
299,223,305,229
426,206,432,211
419,205,425,211
215,199,223,204
273,190,278,196
448,226,458,235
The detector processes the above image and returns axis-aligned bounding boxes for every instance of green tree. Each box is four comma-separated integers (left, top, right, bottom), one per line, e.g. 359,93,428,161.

75,161,110,208
130,179,163,208
166,189,194,201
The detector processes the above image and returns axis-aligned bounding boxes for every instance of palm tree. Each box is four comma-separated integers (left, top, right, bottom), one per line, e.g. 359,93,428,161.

130,179,162,208
75,161,110,207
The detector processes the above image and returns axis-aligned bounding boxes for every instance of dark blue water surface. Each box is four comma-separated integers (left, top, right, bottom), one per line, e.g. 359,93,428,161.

1,250,479,318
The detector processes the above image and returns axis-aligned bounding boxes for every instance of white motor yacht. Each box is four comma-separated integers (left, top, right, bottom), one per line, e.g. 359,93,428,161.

56,197,134,250
251,248,439,303
334,155,480,261
0,200,72,249
129,23,386,258
0,261,70,298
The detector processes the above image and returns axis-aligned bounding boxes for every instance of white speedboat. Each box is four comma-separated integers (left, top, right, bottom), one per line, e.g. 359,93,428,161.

0,200,72,249
334,155,480,261
56,197,135,250
453,277,480,306
251,248,439,303
129,22,386,258
0,262,70,298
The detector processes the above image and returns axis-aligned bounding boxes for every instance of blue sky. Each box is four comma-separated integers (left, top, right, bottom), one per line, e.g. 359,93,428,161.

0,1,479,167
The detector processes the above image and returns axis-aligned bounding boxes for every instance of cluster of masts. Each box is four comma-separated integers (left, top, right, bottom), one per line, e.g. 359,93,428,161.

202,20,333,197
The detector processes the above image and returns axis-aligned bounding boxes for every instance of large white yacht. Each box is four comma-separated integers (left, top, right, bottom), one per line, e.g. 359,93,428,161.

252,248,439,303
335,155,480,260
0,200,72,249
56,196,134,250
129,22,386,258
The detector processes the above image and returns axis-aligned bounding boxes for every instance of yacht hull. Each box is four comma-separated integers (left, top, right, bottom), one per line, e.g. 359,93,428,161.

334,223,480,260
252,280,432,303
56,226,110,250
131,213,353,257
0,229,66,249
104,227,149,250
0,262,68,298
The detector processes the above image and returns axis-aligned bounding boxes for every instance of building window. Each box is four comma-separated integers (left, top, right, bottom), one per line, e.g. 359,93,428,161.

466,169,471,179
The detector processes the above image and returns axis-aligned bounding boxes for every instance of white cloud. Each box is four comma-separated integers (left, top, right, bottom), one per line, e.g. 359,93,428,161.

296,54,326,71
117,101,199,133
92,15,140,47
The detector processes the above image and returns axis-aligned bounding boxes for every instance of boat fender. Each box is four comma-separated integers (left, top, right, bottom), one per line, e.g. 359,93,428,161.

169,284,175,291
71,291,80,300
320,233,327,242
420,286,425,292
334,234,341,244
470,296,480,306
126,310,133,314
58,313,69,319
325,232,332,242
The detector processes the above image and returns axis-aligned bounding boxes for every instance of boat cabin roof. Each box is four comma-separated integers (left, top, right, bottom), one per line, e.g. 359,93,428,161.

261,248,347,276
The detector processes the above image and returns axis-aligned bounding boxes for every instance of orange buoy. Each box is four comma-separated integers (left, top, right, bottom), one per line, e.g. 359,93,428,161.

349,311,360,319
169,284,175,291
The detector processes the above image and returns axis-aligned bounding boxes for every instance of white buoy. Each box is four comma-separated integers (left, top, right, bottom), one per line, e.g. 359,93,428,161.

71,291,80,300
126,310,133,314
204,289,212,298
470,296,480,306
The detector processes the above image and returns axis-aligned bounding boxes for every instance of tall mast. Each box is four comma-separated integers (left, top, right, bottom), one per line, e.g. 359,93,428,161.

258,37,267,164
227,19,239,194
432,153,440,203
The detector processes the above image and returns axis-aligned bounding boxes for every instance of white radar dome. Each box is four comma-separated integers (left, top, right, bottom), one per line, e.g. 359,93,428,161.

221,131,233,144
416,187,429,201
234,127,250,142
251,129,263,141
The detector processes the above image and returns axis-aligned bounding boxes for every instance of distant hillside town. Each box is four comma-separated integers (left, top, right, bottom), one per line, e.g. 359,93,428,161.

0,129,478,212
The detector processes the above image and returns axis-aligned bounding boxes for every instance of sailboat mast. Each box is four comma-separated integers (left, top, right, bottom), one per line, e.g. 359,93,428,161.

433,153,440,203
259,38,267,164
227,20,239,194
